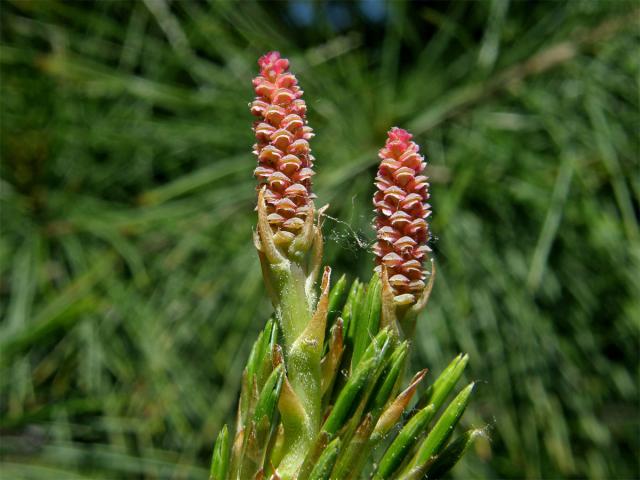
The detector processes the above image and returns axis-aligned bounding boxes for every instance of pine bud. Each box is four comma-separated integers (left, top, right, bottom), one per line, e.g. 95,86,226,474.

373,127,431,305
251,51,315,247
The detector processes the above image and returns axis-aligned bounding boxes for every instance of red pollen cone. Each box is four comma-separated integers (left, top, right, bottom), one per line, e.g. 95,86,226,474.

251,51,315,242
373,127,431,298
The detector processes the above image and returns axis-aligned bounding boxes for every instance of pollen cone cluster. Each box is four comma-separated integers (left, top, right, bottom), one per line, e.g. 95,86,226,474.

211,53,477,480
374,127,431,303
251,51,315,246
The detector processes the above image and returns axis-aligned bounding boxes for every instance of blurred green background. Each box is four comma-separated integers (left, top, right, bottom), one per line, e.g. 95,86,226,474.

1,1,638,478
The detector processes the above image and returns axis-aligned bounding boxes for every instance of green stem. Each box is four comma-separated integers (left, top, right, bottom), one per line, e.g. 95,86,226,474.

274,263,311,346
273,262,323,478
